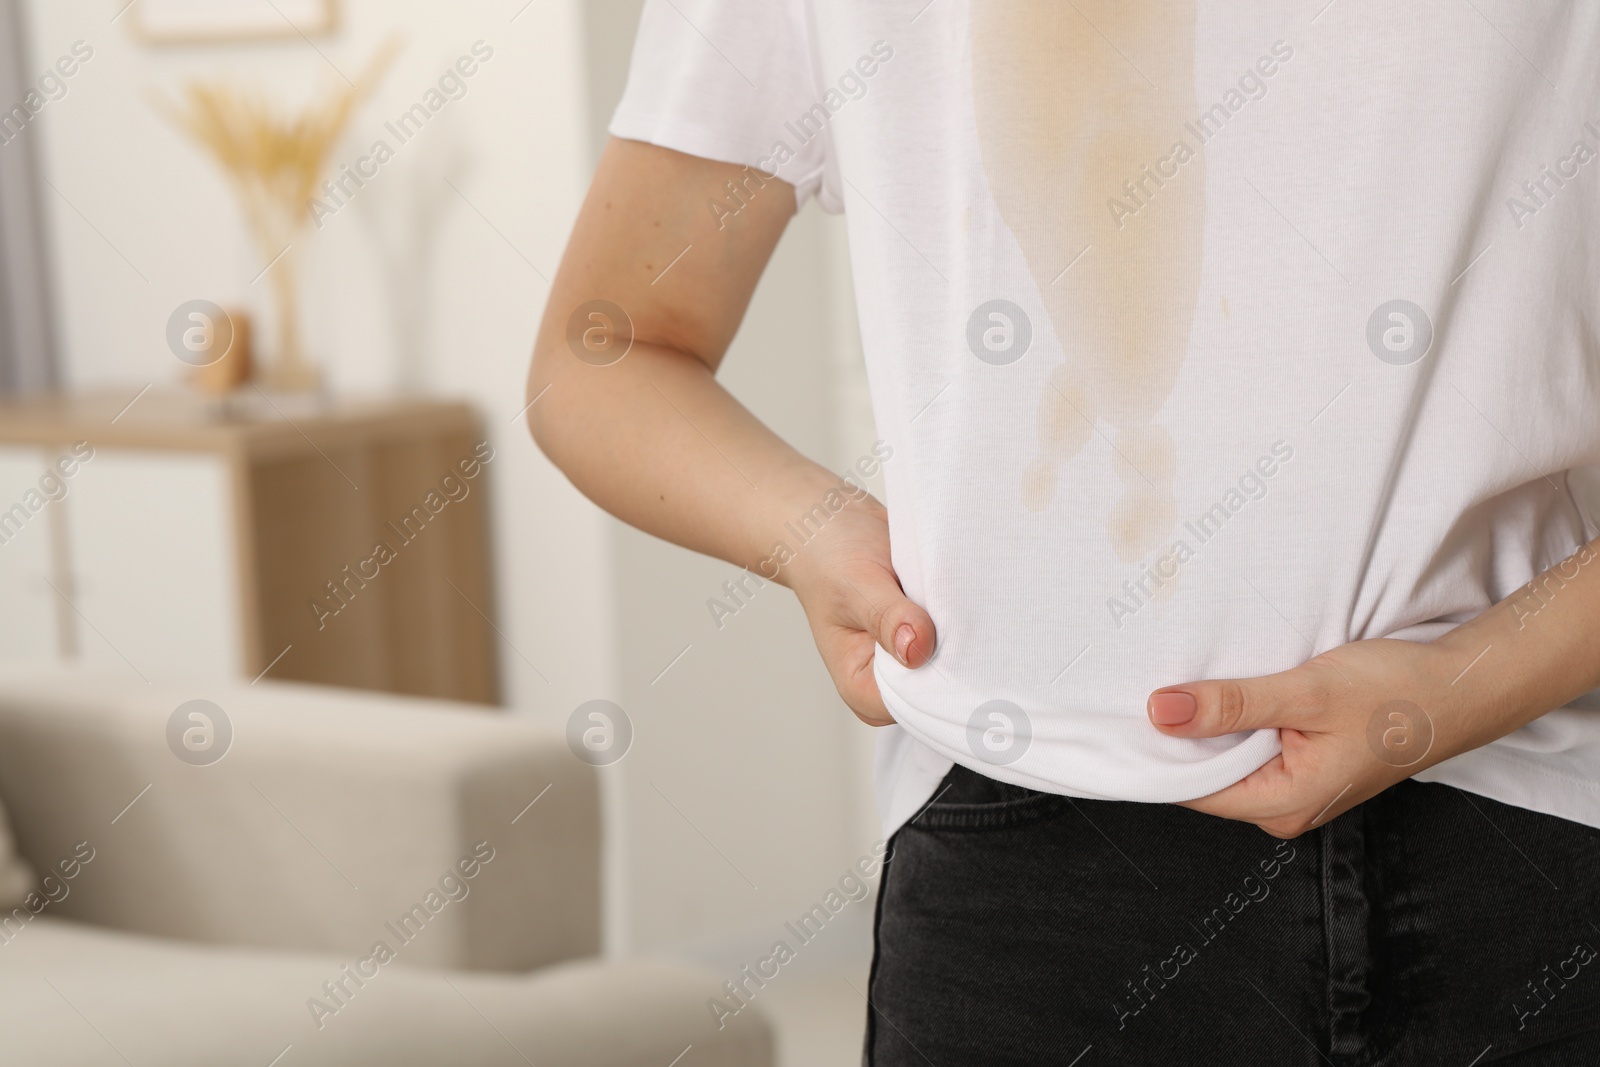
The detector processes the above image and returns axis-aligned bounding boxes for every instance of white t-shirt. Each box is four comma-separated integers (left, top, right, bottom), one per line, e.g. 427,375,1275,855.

612,0,1600,837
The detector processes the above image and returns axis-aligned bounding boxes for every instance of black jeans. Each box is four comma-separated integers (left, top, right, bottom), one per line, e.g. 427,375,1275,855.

866,765,1600,1066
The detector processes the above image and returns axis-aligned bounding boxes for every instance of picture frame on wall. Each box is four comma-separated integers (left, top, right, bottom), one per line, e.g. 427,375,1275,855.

128,0,338,45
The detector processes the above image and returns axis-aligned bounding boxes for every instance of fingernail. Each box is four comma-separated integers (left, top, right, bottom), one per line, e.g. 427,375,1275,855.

894,624,915,665
1149,691,1197,726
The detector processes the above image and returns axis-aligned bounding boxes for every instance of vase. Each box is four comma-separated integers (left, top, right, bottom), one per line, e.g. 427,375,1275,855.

257,238,320,394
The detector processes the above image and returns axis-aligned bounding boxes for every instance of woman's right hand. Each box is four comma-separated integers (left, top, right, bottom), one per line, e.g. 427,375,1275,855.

782,495,938,727
527,139,935,726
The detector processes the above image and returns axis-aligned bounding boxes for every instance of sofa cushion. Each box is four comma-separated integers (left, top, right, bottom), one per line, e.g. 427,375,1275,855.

0,667,599,970
0,917,772,1066
0,801,33,912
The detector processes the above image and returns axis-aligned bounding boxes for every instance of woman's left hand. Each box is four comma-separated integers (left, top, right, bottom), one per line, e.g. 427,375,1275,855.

1150,538,1600,837
1146,636,1475,838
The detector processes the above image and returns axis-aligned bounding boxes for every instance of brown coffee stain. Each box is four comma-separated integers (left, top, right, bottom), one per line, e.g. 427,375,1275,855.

972,0,1206,563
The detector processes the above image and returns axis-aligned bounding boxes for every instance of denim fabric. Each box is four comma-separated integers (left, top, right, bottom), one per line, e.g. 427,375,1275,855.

865,766,1600,1066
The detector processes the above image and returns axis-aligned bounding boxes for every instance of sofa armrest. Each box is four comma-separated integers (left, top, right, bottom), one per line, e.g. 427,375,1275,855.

0,668,598,972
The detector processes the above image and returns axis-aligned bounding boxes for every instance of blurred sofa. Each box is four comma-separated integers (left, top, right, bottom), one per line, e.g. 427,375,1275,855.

0,668,772,1066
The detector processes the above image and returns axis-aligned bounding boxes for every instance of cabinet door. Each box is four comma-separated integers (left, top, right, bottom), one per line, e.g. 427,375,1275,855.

67,450,241,681
0,447,63,664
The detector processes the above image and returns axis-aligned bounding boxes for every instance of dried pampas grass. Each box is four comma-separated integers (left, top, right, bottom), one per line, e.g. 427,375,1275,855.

156,39,398,389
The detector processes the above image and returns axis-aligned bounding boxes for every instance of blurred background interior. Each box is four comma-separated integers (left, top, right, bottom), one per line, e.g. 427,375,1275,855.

0,1,881,1063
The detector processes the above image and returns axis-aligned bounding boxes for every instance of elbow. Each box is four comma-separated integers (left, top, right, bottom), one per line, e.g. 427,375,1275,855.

523,349,559,463
523,391,550,454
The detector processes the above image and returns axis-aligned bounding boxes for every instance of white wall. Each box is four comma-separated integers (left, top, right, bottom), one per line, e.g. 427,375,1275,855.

20,0,879,959
23,0,614,715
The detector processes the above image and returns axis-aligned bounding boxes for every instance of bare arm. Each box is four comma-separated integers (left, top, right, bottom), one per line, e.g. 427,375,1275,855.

528,138,934,724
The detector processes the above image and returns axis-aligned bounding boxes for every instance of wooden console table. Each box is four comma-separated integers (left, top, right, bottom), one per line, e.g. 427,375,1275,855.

0,391,500,704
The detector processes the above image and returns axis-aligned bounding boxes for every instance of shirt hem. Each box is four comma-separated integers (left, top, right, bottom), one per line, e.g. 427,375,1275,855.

609,108,829,207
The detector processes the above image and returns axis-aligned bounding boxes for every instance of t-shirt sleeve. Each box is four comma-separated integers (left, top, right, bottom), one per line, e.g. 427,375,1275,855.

609,0,836,210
